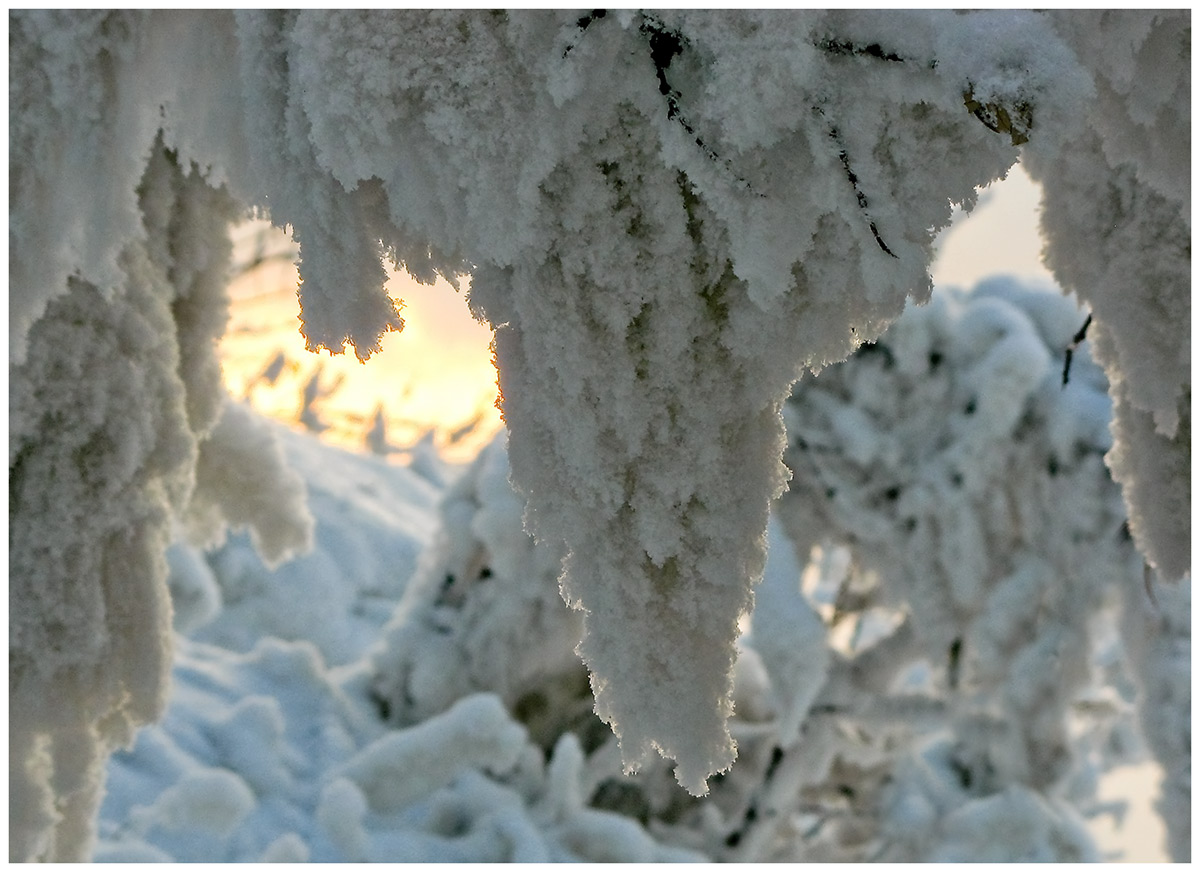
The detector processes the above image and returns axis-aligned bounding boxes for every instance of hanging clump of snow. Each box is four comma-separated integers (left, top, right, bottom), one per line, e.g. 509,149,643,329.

10,181,189,864
330,8,1086,791
9,141,310,860
9,14,311,858
1023,10,1191,583
9,11,155,367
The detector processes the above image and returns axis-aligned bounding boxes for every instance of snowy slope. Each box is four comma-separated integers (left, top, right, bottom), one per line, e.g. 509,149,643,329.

95,421,704,863
179,424,443,666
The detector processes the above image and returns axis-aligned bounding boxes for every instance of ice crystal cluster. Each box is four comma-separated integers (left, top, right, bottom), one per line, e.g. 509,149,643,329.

9,9,1189,860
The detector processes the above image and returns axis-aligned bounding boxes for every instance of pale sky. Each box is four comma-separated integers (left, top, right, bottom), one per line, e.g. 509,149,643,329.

222,238,504,462
931,162,1057,290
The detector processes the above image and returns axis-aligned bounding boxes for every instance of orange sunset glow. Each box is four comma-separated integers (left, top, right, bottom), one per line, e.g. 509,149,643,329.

220,225,503,463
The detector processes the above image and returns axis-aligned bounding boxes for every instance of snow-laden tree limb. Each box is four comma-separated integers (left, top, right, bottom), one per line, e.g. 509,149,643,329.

9,10,1189,858
1024,10,1190,582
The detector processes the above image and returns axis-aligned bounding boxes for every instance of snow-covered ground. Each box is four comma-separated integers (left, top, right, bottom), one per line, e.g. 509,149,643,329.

94,426,706,862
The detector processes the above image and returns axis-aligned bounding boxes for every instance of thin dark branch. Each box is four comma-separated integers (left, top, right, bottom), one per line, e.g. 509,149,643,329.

814,36,938,70
1144,562,1160,611
563,9,606,58
637,14,762,197
825,120,899,258
815,37,906,63
724,745,786,850
1070,312,1093,345
1061,313,1092,386
564,12,760,196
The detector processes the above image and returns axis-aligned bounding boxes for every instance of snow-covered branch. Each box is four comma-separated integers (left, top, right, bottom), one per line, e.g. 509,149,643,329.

9,10,1189,860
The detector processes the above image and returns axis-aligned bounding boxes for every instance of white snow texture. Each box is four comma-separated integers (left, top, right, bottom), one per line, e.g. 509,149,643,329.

9,9,1189,860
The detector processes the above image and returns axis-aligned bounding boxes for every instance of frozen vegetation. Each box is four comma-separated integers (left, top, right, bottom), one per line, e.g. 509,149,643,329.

8,10,1190,862
95,279,1178,861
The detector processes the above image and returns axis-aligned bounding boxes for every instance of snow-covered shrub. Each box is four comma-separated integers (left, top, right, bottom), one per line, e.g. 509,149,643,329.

773,278,1169,860
1117,576,1192,860
363,279,1175,860
368,436,586,745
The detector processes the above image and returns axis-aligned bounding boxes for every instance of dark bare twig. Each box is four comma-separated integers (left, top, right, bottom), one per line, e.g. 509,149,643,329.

948,636,962,690
564,11,759,195
724,745,786,849
813,36,939,71
815,37,906,63
562,9,606,58
1061,313,1092,387
637,14,761,195
823,119,899,258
